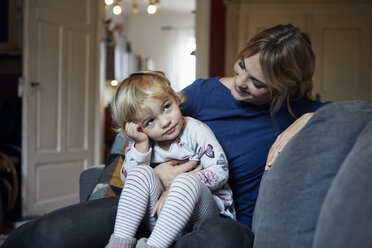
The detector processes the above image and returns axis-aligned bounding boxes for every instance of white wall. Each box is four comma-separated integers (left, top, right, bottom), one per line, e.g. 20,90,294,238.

195,0,210,79
127,14,195,91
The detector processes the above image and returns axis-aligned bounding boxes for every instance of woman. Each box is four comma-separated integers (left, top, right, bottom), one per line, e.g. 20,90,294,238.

2,24,327,248
156,24,327,247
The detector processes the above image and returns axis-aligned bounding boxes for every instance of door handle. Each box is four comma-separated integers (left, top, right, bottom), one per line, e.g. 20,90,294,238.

31,81,41,87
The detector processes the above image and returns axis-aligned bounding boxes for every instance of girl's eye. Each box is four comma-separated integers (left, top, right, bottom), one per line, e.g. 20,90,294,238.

146,119,154,126
164,104,171,111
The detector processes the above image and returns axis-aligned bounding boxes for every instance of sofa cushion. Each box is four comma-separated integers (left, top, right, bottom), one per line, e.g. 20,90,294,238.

252,101,372,248
313,120,372,248
88,154,124,200
175,218,254,248
89,134,128,200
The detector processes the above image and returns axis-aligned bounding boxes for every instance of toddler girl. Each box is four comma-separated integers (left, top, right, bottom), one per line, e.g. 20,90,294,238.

106,71,235,248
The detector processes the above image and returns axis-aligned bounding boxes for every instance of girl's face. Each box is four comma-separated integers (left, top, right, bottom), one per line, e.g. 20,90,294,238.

135,95,184,146
231,53,271,105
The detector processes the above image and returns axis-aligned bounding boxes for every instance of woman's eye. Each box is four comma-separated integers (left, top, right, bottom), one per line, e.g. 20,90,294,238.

252,81,265,89
253,82,262,89
238,60,246,70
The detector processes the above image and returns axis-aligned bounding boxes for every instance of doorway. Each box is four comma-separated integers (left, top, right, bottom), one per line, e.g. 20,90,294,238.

0,0,23,233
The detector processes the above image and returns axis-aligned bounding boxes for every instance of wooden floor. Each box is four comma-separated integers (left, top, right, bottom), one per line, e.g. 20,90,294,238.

0,224,14,246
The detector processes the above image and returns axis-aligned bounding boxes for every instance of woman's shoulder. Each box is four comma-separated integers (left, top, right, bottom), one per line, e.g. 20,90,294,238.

181,77,232,118
219,77,234,90
182,77,230,102
183,77,223,91
290,97,331,116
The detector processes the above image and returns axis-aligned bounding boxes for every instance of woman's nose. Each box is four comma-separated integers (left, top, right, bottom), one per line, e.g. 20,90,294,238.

235,78,248,88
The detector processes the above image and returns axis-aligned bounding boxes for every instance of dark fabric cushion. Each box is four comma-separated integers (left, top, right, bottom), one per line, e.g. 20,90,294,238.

174,218,254,248
88,134,128,201
252,101,372,248
313,120,372,248
79,165,104,202
88,153,125,200
2,196,119,248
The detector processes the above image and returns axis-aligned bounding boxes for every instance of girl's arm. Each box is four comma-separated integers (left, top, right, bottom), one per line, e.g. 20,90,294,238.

120,122,152,182
188,119,229,191
121,139,152,182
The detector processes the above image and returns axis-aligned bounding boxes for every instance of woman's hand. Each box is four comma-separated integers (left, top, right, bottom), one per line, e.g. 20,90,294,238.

154,160,201,189
265,113,314,170
152,189,169,217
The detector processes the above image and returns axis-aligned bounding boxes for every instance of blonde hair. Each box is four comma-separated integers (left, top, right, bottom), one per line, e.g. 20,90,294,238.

111,71,184,134
237,24,314,118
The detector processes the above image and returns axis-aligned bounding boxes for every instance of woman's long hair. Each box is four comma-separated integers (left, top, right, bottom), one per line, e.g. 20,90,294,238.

237,24,315,118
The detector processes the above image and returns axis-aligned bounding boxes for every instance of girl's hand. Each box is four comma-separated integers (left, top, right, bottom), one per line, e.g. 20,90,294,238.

125,122,149,153
152,189,169,217
154,160,200,189
265,113,314,170
125,122,148,142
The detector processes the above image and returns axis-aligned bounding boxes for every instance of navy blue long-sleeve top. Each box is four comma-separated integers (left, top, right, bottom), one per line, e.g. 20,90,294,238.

181,78,328,228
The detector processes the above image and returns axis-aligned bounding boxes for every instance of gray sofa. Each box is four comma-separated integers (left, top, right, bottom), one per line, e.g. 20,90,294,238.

80,101,372,248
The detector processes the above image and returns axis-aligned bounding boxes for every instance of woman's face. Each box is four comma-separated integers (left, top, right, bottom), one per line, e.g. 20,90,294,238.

231,53,271,105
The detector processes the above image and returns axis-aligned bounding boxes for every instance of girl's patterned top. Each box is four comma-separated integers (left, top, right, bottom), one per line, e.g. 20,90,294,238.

121,116,235,219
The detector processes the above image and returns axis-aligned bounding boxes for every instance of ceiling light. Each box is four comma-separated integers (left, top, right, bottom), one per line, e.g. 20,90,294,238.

113,3,122,15
147,3,157,14
105,0,114,5
111,80,119,86
106,0,160,15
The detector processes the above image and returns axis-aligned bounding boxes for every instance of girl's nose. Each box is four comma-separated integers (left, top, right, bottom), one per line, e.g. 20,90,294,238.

160,116,171,128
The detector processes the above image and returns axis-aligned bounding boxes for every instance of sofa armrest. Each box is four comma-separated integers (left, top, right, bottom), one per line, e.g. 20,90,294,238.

79,165,104,202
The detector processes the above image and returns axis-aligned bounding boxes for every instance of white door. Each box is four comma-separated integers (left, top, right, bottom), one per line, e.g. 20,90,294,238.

311,14,371,103
22,0,98,217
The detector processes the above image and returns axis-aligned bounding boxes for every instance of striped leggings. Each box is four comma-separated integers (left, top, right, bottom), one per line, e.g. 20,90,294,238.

113,165,219,247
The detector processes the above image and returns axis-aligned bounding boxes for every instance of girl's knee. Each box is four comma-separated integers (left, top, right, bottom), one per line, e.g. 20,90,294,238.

123,165,162,196
126,165,156,184
129,165,154,177
172,173,202,191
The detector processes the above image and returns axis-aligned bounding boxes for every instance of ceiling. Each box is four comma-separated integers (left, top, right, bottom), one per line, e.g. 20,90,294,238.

120,0,195,15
